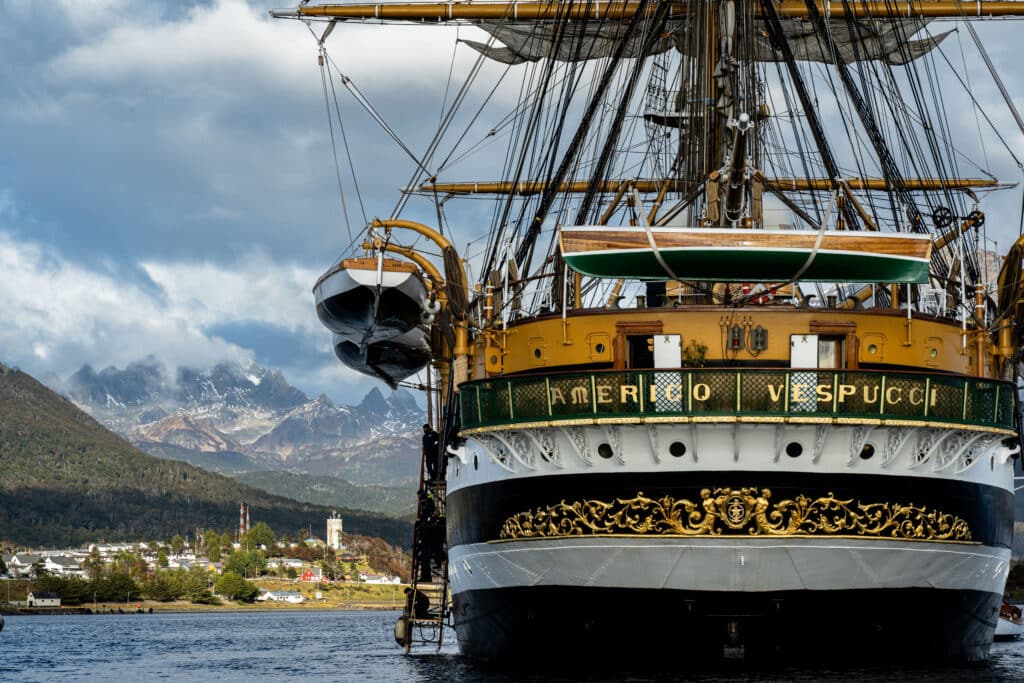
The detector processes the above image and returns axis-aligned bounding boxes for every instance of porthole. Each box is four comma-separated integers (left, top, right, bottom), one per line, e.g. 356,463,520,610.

473,455,479,470
785,442,803,458
669,441,687,458
867,344,878,355
595,343,606,353
930,348,938,359
859,444,875,460
489,355,498,365
597,443,614,459
533,348,542,359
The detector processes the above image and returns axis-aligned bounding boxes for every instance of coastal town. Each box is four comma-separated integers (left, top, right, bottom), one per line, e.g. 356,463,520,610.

0,510,409,613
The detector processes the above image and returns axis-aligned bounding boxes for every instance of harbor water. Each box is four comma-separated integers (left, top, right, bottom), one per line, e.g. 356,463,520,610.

2,609,1024,682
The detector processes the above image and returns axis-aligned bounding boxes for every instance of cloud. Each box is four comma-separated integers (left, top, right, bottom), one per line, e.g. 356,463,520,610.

0,221,392,403
0,230,252,374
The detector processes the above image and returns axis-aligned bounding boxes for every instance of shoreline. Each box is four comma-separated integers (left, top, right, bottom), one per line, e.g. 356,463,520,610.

2,600,402,615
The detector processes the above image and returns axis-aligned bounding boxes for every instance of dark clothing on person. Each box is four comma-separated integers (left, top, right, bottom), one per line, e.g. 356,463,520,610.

415,511,446,582
412,589,430,619
419,493,436,520
422,427,440,480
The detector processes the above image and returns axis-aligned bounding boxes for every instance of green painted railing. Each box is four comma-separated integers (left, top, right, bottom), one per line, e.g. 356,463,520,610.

460,368,1017,432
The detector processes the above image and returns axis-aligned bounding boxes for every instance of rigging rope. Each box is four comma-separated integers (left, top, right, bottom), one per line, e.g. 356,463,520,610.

318,46,354,244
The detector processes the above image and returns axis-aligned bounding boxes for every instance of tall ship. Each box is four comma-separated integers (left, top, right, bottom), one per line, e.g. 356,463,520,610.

273,1,1024,663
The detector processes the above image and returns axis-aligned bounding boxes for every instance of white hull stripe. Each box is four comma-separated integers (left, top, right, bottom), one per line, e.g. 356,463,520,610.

448,538,1010,595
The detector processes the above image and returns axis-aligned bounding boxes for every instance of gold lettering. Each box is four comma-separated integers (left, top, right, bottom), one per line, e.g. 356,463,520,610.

767,384,785,403
665,384,683,402
550,387,566,406
693,383,711,402
597,384,613,404
620,385,638,403
930,388,938,407
570,387,589,405
863,386,880,404
816,384,833,403
791,383,809,403
885,387,902,405
908,387,923,406
650,382,657,404
837,384,856,403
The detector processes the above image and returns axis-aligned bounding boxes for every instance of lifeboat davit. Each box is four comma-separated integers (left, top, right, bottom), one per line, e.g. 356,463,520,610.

314,256,427,343
332,326,430,389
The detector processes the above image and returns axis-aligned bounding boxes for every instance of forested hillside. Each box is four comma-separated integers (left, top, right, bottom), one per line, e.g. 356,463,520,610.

0,365,410,548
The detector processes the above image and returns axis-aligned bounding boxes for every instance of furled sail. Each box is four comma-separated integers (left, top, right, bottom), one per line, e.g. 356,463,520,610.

461,16,949,65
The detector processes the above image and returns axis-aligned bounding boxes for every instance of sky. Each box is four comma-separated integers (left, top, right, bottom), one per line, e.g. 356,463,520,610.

1,0,1022,405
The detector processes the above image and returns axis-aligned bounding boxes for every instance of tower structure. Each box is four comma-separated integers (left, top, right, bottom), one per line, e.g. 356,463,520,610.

238,502,250,540
327,511,344,551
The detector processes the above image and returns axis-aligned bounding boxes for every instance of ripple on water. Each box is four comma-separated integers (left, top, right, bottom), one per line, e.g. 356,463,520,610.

2,610,1023,682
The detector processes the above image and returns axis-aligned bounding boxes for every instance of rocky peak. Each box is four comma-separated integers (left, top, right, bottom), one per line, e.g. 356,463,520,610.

359,387,390,416
67,357,167,406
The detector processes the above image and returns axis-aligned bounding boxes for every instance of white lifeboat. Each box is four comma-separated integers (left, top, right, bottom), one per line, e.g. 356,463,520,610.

332,326,430,389
314,256,427,344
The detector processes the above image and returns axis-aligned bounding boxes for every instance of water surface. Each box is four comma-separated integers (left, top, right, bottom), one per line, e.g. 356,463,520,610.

2,609,1023,681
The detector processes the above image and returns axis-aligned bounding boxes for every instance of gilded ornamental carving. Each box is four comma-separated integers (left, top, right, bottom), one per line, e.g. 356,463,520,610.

498,487,973,542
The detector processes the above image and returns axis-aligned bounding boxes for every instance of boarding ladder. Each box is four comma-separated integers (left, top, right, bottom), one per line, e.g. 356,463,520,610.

399,452,452,653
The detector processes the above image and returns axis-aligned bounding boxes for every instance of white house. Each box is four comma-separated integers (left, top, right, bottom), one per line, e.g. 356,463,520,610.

6,553,42,577
256,590,305,604
275,591,305,604
27,592,61,608
361,574,401,585
43,556,84,577
265,557,304,570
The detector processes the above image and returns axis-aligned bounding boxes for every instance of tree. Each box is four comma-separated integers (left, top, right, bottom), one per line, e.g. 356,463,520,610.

170,534,185,555
214,572,258,602
29,561,46,579
140,572,182,602
286,567,298,580
157,549,169,568
180,567,214,603
33,575,89,605
0,555,6,576
219,532,234,556
82,548,105,579
225,550,266,579
203,530,221,560
92,572,139,602
243,521,275,550
207,542,221,563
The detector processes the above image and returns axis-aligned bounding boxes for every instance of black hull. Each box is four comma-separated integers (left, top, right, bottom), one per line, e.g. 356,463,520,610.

447,471,1015,548
452,586,1001,665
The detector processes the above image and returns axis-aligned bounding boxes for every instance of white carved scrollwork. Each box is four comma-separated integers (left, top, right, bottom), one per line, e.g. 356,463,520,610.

881,427,913,469
524,428,562,468
473,435,516,473
647,425,660,464
848,425,875,466
812,424,828,464
910,428,947,469
934,431,984,472
605,425,625,465
955,435,996,474
561,426,593,466
493,430,536,470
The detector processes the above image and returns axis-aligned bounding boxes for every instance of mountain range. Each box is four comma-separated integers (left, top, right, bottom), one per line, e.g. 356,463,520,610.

0,363,410,548
57,357,424,487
